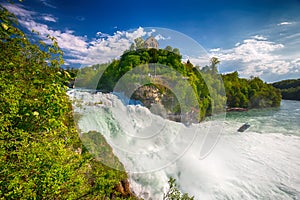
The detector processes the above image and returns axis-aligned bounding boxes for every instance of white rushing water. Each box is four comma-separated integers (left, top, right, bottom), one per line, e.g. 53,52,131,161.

68,90,300,200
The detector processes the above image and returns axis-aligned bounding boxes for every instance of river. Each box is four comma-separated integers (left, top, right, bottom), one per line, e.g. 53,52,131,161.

68,90,300,200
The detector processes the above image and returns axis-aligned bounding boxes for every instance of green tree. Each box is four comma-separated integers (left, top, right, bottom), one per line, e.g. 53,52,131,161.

173,48,180,55
222,72,281,108
163,177,194,200
0,4,134,199
129,43,136,51
134,37,145,49
165,45,173,52
272,78,300,100
210,57,220,74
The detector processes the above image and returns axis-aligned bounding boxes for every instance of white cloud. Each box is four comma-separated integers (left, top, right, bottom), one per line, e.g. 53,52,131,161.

3,4,154,65
96,32,110,38
40,0,56,8
207,35,300,81
251,35,267,40
277,21,293,26
19,19,88,53
285,32,300,39
3,3,57,23
211,38,284,66
147,29,156,36
2,3,35,17
182,55,210,67
209,48,220,52
5,4,88,61
182,37,291,75
154,34,171,41
79,28,150,65
291,58,300,64
125,27,147,41
42,14,57,22
5,4,298,82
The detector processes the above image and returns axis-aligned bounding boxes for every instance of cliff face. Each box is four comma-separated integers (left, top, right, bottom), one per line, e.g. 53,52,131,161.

131,85,199,124
131,85,164,107
131,85,177,118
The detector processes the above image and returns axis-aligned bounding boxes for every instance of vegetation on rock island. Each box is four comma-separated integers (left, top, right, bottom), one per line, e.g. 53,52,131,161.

77,39,281,121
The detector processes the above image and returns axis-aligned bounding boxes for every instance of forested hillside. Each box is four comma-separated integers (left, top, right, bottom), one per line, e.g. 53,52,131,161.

95,48,226,120
272,79,300,100
222,72,281,108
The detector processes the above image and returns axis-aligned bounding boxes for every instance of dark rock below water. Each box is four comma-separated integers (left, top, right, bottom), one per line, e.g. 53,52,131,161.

238,123,250,132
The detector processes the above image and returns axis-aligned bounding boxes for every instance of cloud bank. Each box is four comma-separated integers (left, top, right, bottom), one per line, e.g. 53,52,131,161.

208,35,300,82
3,4,154,66
3,3,300,82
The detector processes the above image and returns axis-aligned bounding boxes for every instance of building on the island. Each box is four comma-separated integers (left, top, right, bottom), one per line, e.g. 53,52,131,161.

144,36,159,49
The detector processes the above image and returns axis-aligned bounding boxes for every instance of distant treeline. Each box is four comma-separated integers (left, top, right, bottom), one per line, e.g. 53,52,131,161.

272,79,300,100
222,72,281,108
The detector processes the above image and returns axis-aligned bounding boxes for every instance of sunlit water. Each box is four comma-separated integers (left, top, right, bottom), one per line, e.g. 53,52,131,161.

68,90,300,200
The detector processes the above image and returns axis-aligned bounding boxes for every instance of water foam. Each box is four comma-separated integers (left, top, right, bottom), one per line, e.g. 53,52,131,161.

68,90,300,200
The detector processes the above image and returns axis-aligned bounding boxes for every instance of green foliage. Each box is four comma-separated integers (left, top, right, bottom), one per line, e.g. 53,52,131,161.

81,131,126,172
134,37,145,50
272,78,300,89
0,5,134,199
80,46,280,121
75,63,108,89
96,48,214,121
165,45,173,52
272,78,300,100
222,72,281,108
172,48,180,55
209,57,220,74
163,177,194,200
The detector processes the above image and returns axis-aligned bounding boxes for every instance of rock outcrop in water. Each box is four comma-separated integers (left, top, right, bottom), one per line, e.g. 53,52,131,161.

131,84,199,124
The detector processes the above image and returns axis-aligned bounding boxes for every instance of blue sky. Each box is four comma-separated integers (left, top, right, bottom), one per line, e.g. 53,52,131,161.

2,0,300,82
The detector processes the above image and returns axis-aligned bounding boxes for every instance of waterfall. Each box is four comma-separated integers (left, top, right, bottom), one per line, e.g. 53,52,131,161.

68,89,300,200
